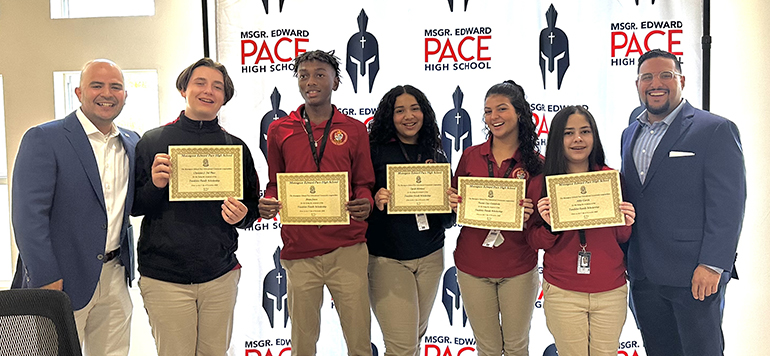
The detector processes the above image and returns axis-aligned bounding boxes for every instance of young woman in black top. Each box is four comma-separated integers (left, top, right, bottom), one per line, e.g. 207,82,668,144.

367,85,454,356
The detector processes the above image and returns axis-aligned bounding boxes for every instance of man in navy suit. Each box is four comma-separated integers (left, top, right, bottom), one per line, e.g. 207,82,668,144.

12,59,140,356
620,49,746,356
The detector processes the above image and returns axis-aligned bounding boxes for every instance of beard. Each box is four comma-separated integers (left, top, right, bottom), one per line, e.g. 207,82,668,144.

643,95,672,116
645,101,670,116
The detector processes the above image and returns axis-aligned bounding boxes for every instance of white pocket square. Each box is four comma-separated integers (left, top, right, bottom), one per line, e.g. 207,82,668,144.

669,151,695,157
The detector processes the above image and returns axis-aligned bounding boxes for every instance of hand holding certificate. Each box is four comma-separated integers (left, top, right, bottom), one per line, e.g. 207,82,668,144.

169,145,243,201
545,170,624,231
277,172,350,225
386,163,451,214
456,177,526,231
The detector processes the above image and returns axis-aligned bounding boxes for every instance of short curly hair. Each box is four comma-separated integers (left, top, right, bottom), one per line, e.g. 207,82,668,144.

293,50,342,79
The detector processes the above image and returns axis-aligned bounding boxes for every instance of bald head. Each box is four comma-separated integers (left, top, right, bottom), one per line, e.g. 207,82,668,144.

80,59,124,87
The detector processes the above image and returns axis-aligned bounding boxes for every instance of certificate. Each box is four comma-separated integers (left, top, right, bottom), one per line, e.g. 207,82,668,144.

169,145,243,201
277,172,350,225
386,163,451,214
456,177,526,231
545,170,624,232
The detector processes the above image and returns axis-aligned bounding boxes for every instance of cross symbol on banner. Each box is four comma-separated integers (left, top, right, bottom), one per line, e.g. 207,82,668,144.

276,272,283,284
455,112,462,126
549,32,555,44
360,36,367,49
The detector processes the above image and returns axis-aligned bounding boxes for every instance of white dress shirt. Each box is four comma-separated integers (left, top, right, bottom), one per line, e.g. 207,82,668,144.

76,109,129,253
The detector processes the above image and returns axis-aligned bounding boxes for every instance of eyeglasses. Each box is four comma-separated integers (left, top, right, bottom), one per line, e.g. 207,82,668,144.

637,71,682,83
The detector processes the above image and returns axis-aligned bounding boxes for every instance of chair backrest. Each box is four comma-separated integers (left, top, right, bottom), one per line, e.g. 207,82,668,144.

0,289,82,356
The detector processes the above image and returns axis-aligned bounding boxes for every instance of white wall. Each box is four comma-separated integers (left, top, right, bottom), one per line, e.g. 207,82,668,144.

0,1,205,354
711,0,770,354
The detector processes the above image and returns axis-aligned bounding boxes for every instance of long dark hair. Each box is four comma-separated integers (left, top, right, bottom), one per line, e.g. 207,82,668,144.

484,80,542,175
542,105,606,178
368,85,443,157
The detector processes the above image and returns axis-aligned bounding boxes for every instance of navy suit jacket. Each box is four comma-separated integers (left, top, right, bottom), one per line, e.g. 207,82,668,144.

620,101,746,288
12,111,140,310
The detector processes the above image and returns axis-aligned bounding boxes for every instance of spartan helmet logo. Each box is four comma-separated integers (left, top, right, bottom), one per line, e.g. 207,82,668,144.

543,344,559,356
346,9,380,94
441,266,468,326
262,247,288,328
447,0,469,11
441,86,473,169
260,88,288,159
539,4,570,90
261,0,285,14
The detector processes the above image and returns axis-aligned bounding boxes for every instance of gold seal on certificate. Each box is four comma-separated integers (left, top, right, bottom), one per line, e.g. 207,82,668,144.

277,172,350,225
456,177,526,231
546,170,624,232
168,145,243,201
386,163,451,214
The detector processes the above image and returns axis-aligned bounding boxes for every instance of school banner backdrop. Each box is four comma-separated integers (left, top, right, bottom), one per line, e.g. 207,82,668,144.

215,1,703,355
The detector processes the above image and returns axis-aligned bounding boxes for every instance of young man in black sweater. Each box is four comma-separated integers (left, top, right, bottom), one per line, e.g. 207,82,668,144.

133,58,259,356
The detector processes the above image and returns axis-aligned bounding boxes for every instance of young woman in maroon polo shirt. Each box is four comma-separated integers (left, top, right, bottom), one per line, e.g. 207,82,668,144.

447,80,543,356
527,106,636,356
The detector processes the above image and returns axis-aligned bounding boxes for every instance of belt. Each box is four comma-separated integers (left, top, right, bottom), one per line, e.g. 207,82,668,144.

103,248,120,263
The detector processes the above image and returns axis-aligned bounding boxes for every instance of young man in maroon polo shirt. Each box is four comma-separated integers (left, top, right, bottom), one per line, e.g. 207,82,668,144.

259,50,374,356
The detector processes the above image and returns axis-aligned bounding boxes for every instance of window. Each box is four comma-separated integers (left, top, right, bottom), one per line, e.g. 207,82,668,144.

51,0,154,19
53,70,161,136
0,75,11,284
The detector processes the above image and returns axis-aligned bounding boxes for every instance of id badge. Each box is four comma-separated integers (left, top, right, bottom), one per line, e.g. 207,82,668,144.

577,251,591,274
416,214,430,231
482,229,505,248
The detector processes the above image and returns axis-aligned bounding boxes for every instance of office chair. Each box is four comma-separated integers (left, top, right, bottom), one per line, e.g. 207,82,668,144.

0,289,82,356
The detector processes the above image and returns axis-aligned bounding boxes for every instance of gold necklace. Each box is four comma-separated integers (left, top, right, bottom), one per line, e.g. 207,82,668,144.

300,122,323,147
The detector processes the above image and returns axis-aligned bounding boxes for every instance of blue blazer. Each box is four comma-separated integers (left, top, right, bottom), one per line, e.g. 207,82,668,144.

12,111,140,310
620,101,746,288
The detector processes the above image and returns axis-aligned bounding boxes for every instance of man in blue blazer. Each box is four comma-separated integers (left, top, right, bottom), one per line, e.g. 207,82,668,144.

12,59,140,356
620,49,746,356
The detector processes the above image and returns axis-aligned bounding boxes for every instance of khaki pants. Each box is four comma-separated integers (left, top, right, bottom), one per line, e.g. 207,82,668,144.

457,268,538,356
139,269,240,356
543,281,628,356
368,248,444,356
281,242,372,356
74,259,132,356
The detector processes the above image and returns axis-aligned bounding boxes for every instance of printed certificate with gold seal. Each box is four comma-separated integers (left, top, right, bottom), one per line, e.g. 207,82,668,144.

168,145,243,201
545,170,624,232
386,163,452,214
277,172,350,225
456,177,526,231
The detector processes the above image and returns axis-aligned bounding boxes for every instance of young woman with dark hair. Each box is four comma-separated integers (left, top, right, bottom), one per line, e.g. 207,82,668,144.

527,105,636,356
366,84,454,356
447,80,542,356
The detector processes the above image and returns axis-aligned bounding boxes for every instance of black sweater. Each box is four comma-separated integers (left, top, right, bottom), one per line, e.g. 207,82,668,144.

133,113,259,284
366,140,454,260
